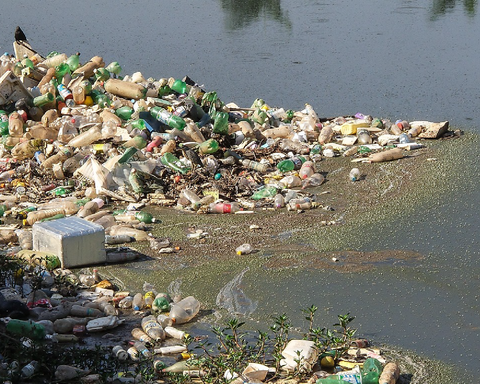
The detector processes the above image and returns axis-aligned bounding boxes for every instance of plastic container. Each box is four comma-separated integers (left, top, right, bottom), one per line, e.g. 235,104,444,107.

86,315,124,332
154,345,188,355
32,216,106,268
280,339,318,372
169,296,200,324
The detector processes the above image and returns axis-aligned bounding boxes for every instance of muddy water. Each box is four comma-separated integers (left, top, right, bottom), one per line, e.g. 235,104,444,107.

1,0,480,380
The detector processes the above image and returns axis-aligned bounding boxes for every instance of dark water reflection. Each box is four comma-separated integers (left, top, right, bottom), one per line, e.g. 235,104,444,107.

220,0,292,30
430,0,477,19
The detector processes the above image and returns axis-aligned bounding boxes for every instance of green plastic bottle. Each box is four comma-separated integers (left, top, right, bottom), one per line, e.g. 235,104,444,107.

198,138,219,154
135,211,155,224
171,79,187,94
212,111,229,135
0,121,9,136
118,147,138,164
94,67,110,81
0,204,7,217
115,106,133,120
130,119,146,130
54,62,70,80
152,296,170,312
66,53,80,71
6,319,46,340
361,358,382,384
252,186,278,200
277,156,305,172
161,152,190,175
106,61,122,76
150,106,186,130
123,135,147,149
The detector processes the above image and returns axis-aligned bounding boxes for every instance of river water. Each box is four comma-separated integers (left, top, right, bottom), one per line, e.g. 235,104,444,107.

1,0,480,380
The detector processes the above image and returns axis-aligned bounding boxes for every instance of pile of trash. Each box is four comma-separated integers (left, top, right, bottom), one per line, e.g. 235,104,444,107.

0,270,400,384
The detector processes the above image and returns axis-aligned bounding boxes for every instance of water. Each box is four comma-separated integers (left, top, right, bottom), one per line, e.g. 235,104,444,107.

2,0,480,379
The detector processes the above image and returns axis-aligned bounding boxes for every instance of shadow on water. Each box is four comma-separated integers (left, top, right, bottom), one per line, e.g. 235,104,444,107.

219,0,292,30
430,0,477,19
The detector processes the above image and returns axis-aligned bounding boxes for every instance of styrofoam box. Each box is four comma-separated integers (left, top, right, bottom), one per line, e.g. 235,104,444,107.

32,216,106,268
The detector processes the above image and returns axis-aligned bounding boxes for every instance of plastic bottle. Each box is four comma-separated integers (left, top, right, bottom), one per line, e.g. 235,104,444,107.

70,305,103,318
302,173,325,189
150,106,186,130
251,186,278,200
278,139,310,155
123,135,147,149
349,168,361,182
134,341,152,358
299,161,315,179
357,129,372,145
318,125,334,144
169,296,200,324
274,193,285,209
198,138,219,154
161,152,191,174
128,328,152,347
163,326,188,340
242,159,269,173
208,202,241,214
67,125,102,147
6,319,46,340
113,345,129,361
104,78,146,100
143,291,154,308
361,358,383,384
127,346,140,361
154,345,188,355
378,362,400,384
21,360,38,378
132,292,144,311
277,156,305,172
235,243,254,255
42,147,72,169
26,208,66,225
141,315,165,341
156,314,173,328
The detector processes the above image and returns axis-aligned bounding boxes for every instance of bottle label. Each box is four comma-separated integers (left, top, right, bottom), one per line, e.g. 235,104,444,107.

223,204,231,213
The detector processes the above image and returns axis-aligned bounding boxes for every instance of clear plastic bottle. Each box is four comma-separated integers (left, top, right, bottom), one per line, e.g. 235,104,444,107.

349,168,361,182
169,296,200,324
21,361,38,378
67,124,102,147
131,328,153,345
132,292,144,311
235,243,254,255
299,161,315,179
242,159,269,173
208,202,241,214
156,314,173,328
141,315,165,341
274,193,285,209
318,125,334,145
134,341,152,358
302,173,325,189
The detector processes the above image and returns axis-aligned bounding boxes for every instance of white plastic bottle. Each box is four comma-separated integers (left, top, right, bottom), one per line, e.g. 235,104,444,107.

169,296,200,324
298,161,315,180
